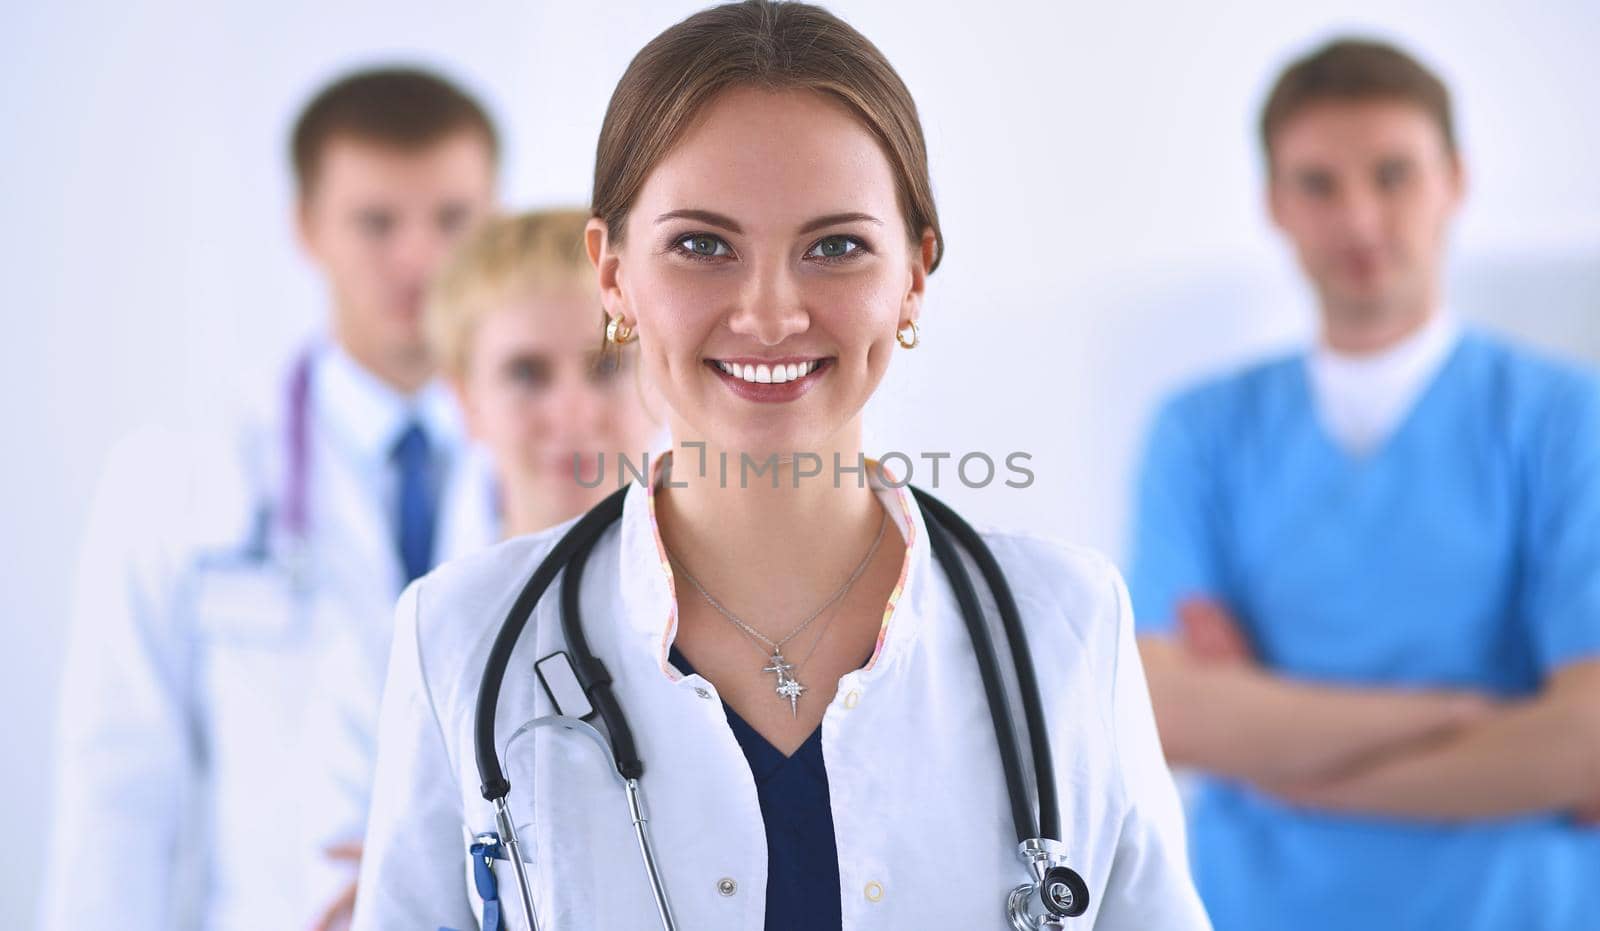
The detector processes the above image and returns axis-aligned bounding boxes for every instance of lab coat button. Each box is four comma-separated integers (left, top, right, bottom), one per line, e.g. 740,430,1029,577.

864,880,884,902
717,877,738,896
843,689,861,709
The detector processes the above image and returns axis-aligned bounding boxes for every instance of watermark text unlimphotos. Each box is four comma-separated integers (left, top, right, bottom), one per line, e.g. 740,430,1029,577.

572,442,1034,490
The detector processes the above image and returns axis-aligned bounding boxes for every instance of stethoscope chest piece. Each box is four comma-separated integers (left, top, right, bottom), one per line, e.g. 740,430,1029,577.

1008,838,1089,929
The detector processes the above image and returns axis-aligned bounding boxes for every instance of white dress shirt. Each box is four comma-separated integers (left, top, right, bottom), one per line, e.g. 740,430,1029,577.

351,453,1211,930
314,342,472,565
1307,311,1462,456
40,338,492,931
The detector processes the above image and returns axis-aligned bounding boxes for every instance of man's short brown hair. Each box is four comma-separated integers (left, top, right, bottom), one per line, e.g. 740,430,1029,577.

290,66,499,196
1260,38,1456,160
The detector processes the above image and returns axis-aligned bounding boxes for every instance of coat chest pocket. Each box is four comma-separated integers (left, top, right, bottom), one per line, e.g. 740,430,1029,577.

189,560,311,648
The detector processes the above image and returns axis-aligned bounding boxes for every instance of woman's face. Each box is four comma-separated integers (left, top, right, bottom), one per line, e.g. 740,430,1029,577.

455,288,659,516
592,86,933,459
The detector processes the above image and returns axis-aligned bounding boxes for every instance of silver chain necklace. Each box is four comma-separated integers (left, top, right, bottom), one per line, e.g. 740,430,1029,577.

667,508,888,716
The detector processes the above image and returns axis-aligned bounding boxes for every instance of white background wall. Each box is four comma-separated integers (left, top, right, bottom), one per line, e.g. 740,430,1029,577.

2,0,1596,924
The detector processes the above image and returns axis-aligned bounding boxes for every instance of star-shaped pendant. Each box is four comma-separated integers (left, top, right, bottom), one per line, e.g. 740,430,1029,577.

775,676,807,717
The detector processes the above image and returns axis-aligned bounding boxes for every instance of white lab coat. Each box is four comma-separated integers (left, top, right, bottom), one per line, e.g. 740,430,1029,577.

39,341,496,931
351,454,1211,930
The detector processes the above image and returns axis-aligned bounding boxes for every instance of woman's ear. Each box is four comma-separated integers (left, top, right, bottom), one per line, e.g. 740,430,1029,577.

586,218,625,318
901,227,936,323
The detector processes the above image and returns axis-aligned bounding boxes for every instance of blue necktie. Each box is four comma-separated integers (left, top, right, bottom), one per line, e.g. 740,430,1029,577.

391,421,437,586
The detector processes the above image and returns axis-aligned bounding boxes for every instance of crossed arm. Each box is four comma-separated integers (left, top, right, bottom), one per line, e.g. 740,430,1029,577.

1139,598,1600,822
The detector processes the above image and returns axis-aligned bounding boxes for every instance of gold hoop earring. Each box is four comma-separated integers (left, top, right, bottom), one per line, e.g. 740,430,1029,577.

606,316,637,345
896,319,920,349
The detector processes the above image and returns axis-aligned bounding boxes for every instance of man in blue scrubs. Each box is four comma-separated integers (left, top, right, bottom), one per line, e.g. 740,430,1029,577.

1129,38,1600,930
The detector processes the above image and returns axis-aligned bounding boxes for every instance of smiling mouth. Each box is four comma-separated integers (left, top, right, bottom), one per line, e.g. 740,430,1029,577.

707,358,830,384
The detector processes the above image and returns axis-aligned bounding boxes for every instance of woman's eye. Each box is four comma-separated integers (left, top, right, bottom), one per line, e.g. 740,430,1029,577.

675,234,730,259
355,209,395,240
807,235,861,260
507,358,550,390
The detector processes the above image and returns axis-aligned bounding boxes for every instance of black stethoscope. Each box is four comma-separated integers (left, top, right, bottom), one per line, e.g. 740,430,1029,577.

469,481,1091,931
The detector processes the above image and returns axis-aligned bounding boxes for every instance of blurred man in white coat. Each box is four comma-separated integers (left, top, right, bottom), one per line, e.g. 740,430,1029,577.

39,67,501,930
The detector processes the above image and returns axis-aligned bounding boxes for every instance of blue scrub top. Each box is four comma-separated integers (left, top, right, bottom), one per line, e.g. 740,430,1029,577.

669,644,844,931
1128,330,1600,931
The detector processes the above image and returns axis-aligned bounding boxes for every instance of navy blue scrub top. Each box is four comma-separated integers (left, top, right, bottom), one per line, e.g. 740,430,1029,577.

669,644,845,931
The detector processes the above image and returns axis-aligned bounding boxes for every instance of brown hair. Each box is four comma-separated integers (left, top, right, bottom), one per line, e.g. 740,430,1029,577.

590,0,943,271
1260,38,1456,162
426,209,595,377
291,66,499,197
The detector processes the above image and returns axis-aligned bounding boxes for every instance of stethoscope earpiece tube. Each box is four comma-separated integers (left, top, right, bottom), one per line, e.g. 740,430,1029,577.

559,521,645,781
919,502,1037,845
915,488,1088,923
474,485,631,801
912,488,1061,842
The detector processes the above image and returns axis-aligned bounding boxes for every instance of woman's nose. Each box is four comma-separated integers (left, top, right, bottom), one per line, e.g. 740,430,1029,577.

725,259,810,346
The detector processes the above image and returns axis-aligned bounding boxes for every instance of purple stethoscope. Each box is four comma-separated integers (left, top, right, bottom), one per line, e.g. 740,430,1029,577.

284,348,316,536
266,347,317,594
204,348,319,593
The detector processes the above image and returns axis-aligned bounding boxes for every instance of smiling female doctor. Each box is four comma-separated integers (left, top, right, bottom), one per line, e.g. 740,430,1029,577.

351,3,1209,929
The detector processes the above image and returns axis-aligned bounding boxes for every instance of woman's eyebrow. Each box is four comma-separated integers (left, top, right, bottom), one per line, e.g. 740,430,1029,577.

655,208,742,233
653,209,885,236
797,212,883,235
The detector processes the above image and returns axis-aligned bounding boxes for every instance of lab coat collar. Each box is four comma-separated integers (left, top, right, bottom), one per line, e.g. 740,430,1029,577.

616,448,935,683
312,338,463,466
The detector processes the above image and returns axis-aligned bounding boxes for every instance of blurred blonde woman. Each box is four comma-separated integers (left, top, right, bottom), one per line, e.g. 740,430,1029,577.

427,207,664,541
305,208,661,931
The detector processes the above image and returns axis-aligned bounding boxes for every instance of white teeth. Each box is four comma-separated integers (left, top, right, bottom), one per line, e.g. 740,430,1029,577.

715,359,824,383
